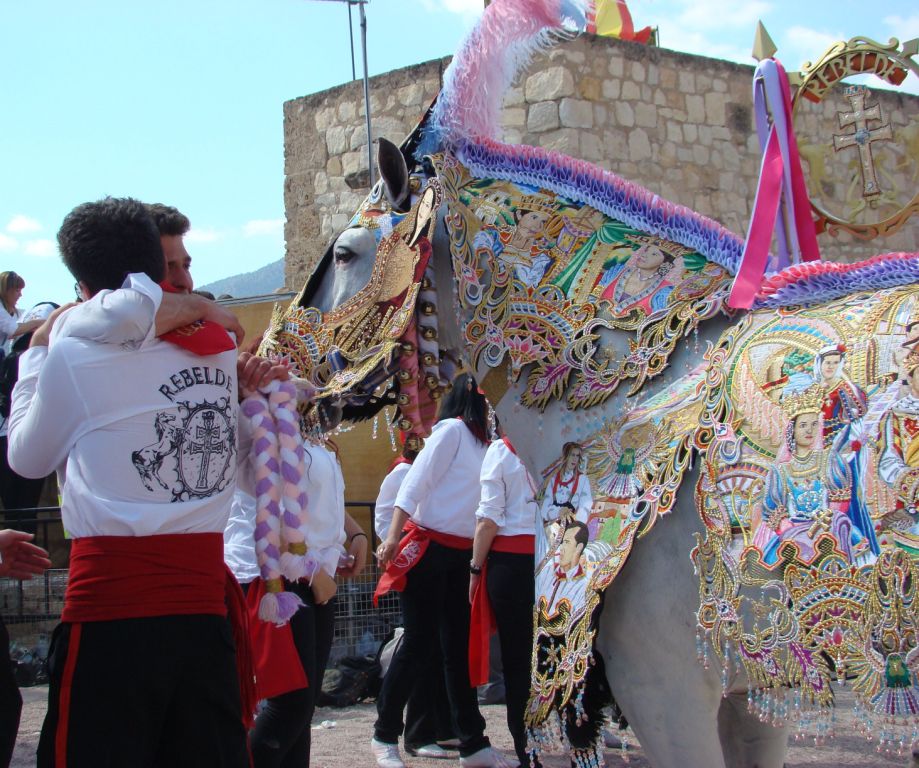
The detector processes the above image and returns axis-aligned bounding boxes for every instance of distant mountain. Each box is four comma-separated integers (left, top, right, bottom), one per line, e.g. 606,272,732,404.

198,258,285,299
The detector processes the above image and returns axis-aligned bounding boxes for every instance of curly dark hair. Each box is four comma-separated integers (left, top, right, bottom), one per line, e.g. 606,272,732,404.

145,203,190,237
436,372,489,445
58,197,165,295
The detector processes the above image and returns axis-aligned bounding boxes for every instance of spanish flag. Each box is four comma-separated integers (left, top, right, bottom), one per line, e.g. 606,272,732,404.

586,0,653,44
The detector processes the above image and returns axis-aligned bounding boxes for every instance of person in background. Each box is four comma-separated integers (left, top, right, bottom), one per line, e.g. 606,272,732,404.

0,528,51,768
239,411,367,768
0,273,43,352
469,428,539,768
374,440,455,760
0,302,60,522
372,374,511,768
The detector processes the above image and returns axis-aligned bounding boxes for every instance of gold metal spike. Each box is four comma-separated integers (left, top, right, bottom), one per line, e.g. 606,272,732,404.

752,21,778,61
902,38,919,58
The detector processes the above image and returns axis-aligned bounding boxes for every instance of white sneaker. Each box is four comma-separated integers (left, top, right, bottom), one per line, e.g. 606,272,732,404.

459,746,515,768
371,738,406,768
407,743,453,758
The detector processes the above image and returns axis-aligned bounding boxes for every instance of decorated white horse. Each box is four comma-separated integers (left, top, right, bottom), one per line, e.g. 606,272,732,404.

262,2,919,766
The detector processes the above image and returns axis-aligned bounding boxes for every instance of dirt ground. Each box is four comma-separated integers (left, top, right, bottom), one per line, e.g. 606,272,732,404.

13,685,917,767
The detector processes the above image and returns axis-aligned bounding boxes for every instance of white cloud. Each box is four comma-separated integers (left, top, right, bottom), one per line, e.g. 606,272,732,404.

185,228,222,244
884,14,919,40
243,219,284,237
0,233,17,252
783,25,843,67
23,239,57,258
641,0,770,64
6,214,41,234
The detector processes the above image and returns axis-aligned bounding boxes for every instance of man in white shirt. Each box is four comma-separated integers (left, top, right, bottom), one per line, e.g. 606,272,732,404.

8,197,250,768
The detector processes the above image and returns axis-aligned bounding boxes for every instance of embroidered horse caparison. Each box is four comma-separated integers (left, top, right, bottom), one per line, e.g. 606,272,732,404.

263,1,919,765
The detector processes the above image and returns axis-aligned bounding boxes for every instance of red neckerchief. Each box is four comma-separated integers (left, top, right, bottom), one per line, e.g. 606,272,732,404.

388,456,412,473
552,467,580,500
157,282,236,355
501,436,516,454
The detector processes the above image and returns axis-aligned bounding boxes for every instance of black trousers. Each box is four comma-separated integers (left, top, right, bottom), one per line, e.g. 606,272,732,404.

374,541,490,758
403,644,454,749
487,550,536,768
37,615,248,768
250,579,336,768
0,615,21,768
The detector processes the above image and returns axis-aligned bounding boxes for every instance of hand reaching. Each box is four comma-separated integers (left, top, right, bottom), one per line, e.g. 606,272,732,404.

237,352,290,398
0,530,51,580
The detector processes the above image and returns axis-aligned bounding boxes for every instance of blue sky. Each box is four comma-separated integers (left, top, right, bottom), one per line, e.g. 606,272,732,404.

1,0,916,308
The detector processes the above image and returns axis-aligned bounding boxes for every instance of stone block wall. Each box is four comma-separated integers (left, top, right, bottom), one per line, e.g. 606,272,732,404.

283,35,918,290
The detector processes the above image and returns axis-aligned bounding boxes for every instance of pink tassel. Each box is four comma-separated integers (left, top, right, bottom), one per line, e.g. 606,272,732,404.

257,588,305,627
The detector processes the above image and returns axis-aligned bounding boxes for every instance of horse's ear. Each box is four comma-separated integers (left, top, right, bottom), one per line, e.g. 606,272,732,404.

377,138,411,212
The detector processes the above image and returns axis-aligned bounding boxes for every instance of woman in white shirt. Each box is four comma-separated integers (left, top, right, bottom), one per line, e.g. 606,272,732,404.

0,272,42,351
372,374,510,768
469,434,538,768
0,290,55,519
374,446,456,759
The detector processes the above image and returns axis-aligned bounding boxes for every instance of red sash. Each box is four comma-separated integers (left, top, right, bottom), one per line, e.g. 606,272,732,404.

468,534,535,686
63,533,257,728
373,520,472,606
245,578,309,700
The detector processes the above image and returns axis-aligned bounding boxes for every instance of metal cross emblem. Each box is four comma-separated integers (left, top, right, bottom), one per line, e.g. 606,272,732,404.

832,88,893,199
188,410,223,490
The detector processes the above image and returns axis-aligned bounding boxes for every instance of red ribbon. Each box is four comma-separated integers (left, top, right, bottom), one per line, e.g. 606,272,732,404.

729,59,820,309
468,534,534,687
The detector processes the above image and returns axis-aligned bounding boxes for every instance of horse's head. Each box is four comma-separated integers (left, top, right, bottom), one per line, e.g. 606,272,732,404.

260,139,462,441
304,139,417,315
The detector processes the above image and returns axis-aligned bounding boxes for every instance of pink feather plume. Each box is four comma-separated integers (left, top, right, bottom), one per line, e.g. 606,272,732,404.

430,0,590,147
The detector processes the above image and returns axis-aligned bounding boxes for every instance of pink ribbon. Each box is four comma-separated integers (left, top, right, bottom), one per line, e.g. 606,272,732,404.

728,59,821,309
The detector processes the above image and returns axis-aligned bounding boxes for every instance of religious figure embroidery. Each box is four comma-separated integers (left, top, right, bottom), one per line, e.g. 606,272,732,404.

472,196,557,288
593,236,694,317
878,345,919,525
754,385,857,566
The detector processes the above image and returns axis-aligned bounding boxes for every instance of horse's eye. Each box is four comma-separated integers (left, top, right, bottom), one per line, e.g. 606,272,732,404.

334,248,356,264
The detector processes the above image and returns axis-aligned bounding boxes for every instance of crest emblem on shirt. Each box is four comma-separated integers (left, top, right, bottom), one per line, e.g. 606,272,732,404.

132,397,236,501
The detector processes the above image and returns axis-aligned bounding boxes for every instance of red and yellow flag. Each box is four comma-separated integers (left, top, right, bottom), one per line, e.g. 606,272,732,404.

586,0,652,44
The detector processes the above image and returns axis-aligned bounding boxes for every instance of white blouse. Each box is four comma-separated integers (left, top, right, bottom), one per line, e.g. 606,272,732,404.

374,461,411,541
476,439,538,536
394,419,488,539
302,442,347,578
224,489,260,584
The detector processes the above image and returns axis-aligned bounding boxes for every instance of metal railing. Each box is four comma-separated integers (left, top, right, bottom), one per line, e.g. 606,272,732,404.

0,503,402,662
